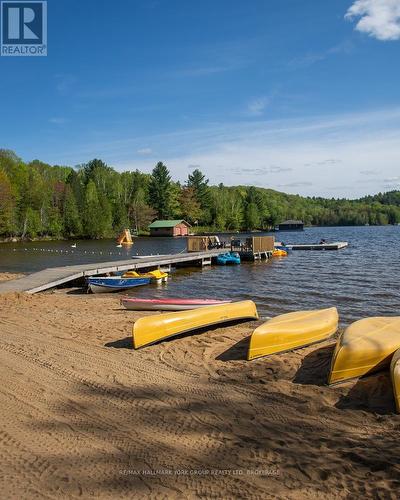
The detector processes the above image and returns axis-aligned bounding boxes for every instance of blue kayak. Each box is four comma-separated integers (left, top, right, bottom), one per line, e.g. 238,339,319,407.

216,252,241,265
88,276,150,293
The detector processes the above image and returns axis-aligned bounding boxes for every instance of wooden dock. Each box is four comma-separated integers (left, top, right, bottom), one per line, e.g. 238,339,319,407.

287,242,348,251
0,250,223,294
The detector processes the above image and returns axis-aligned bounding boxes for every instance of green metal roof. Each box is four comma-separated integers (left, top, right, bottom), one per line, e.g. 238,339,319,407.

149,219,190,229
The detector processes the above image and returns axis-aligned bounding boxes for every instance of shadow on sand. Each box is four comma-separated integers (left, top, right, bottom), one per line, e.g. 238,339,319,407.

216,336,250,361
105,319,254,351
293,344,335,386
105,337,133,349
335,372,395,415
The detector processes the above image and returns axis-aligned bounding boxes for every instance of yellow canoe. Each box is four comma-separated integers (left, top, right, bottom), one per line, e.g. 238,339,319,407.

390,349,400,413
328,317,400,385
247,307,338,361
133,300,259,349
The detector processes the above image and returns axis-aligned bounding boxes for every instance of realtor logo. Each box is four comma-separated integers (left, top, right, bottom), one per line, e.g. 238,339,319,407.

1,1,47,56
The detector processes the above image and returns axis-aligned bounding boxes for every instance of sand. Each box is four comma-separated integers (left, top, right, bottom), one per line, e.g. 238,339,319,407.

0,272,25,282
0,291,399,499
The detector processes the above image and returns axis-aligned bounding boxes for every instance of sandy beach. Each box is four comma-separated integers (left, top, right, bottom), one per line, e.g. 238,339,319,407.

0,272,25,282
0,286,399,498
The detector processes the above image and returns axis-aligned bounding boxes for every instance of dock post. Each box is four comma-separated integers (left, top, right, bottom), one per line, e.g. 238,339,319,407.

159,264,171,273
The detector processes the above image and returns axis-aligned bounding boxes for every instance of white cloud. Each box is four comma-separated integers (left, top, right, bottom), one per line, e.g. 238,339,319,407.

136,147,152,155
384,176,400,182
247,97,270,116
287,41,354,70
360,169,378,175
346,0,400,41
49,107,400,198
277,181,313,188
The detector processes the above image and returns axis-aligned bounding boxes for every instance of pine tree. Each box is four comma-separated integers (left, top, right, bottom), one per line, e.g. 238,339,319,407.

187,169,210,205
187,168,211,223
148,162,172,219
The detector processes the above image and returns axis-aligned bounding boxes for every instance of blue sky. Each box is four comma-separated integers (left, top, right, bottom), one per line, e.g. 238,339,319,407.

1,0,400,197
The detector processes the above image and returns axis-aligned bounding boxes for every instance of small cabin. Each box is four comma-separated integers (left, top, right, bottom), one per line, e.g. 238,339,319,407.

278,220,304,231
149,220,191,237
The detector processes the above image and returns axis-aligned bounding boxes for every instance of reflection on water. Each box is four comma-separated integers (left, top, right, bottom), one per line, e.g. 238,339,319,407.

1,226,399,324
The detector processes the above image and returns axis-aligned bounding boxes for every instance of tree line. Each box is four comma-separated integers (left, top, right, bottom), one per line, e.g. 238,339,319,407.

0,149,399,239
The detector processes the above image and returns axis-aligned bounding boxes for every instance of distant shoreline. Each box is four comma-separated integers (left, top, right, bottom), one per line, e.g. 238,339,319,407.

1,223,398,244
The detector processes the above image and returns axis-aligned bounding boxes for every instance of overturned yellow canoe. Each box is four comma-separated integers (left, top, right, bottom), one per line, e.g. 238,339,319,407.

247,307,338,361
390,349,400,413
328,317,400,385
133,300,258,349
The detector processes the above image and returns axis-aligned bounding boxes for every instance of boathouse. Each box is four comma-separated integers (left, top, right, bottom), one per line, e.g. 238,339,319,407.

278,220,304,231
149,220,191,237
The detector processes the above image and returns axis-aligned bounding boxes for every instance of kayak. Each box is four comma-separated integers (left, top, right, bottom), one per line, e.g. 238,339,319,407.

133,300,259,348
390,349,400,413
121,297,232,311
88,276,150,293
328,317,400,385
272,249,288,257
122,269,168,283
248,307,338,360
274,245,291,253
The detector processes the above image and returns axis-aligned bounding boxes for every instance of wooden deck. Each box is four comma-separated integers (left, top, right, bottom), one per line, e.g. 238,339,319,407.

287,242,348,251
0,250,223,294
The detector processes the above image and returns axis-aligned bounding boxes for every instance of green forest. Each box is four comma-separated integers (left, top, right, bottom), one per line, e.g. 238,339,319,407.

0,149,399,240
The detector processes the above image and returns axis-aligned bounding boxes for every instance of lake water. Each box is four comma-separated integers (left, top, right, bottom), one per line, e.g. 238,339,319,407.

1,226,399,324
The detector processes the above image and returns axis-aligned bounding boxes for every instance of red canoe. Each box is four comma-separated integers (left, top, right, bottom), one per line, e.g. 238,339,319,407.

121,297,232,311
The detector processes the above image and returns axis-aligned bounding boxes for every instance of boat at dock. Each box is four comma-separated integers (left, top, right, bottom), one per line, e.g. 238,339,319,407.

272,249,288,257
247,307,338,360
121,297,232,311
216,252,241,265
122,269,168,283
87,276,150,293
328,317,400,385
274,243,291,253
132,300,259,348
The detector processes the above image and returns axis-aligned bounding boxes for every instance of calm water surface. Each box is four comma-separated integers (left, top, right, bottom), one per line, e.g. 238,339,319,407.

1,226,399,324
